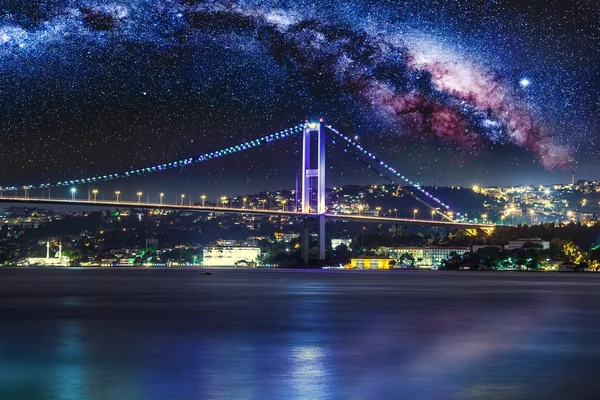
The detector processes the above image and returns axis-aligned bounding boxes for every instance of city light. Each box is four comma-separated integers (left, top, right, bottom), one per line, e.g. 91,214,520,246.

529,209,534,225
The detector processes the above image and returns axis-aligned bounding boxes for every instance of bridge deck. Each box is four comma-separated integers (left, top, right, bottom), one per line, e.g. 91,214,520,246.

0,197,495,229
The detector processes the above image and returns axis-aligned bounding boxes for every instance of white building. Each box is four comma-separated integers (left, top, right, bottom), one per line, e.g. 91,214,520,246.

203,246,261,267
331,238,352,249
388,247,470,268
26,242,70,266
505,238,550,250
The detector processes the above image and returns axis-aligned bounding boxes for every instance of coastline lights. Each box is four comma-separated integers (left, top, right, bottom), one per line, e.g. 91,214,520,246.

326,125,453,213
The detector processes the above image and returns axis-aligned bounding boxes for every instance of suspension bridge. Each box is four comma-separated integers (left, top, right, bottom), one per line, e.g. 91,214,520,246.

0,120,494,263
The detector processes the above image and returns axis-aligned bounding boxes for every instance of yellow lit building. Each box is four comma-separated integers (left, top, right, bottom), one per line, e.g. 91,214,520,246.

347,257,394,270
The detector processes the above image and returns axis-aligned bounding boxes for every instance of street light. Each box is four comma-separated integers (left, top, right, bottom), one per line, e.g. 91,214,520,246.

358,204,364,215
70,187,76,201
181,194,185,205
394,208,398,219
92,189,98,201
160,192,164,205
242,197,247,209
431,209,436,220
281,199,287,211
413,209,418,220
115,191,120,202
261,199,266,210
137,192,143,203
221,196,227,207
482,213,488,222
201,195,206,207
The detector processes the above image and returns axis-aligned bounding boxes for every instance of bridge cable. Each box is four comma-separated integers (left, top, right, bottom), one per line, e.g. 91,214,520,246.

0,125,305,192
326,126,454,222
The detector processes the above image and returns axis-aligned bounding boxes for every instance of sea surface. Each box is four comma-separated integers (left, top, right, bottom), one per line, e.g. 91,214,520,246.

0,268,599,400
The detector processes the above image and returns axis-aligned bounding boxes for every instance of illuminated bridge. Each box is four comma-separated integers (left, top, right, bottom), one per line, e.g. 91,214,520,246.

0,120,495,263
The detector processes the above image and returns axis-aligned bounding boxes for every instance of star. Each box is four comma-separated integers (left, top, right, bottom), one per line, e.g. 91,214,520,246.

519,78,531,88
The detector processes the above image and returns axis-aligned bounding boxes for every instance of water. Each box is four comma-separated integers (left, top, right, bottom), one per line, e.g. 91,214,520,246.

0,268,599,399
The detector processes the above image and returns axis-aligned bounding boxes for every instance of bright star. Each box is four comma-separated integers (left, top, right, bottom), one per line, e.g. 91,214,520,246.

519,78,531,88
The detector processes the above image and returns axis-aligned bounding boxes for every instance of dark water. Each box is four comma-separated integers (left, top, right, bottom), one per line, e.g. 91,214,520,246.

0,268,599,399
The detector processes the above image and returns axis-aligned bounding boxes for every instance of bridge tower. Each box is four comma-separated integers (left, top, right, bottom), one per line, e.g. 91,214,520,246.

301,120,326,264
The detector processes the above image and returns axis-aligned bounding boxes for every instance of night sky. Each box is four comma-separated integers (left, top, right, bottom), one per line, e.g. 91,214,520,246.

0,1,597,199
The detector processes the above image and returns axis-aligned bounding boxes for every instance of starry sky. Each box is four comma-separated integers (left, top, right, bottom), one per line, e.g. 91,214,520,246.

0,0,597,199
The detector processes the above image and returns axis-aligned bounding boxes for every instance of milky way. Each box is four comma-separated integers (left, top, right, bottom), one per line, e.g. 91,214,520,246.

0,1,596,190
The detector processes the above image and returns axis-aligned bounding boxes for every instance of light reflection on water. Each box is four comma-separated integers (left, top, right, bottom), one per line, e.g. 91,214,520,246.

53,320,86,400
0,269,599,399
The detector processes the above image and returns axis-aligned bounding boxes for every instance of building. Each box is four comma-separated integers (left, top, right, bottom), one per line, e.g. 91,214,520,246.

348,257,394,270
331,238,352,249
26,242,70,266
202,246,261,267
388,247,470,268
275,232,301,242
504,238,550,250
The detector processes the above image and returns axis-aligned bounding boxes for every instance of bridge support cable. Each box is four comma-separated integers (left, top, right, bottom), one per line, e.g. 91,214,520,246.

0,125,305,193
326,126,455,222
325,135,449,220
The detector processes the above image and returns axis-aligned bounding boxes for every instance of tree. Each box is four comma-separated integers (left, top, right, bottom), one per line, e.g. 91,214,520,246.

398,253,415,267
333,244,351,265
477,246,502,267
522,242,543,249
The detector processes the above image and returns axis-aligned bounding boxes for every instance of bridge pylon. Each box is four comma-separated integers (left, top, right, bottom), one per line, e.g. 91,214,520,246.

301,120,326,264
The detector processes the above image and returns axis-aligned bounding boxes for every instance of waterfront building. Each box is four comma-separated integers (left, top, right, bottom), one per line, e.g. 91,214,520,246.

348,257,394,270
202,246,261,267
388,247,470,268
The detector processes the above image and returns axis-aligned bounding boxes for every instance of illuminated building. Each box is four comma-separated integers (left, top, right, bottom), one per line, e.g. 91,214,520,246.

388,247,469,268
348,257,394,270
202,246,261,267
331,238,352,249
